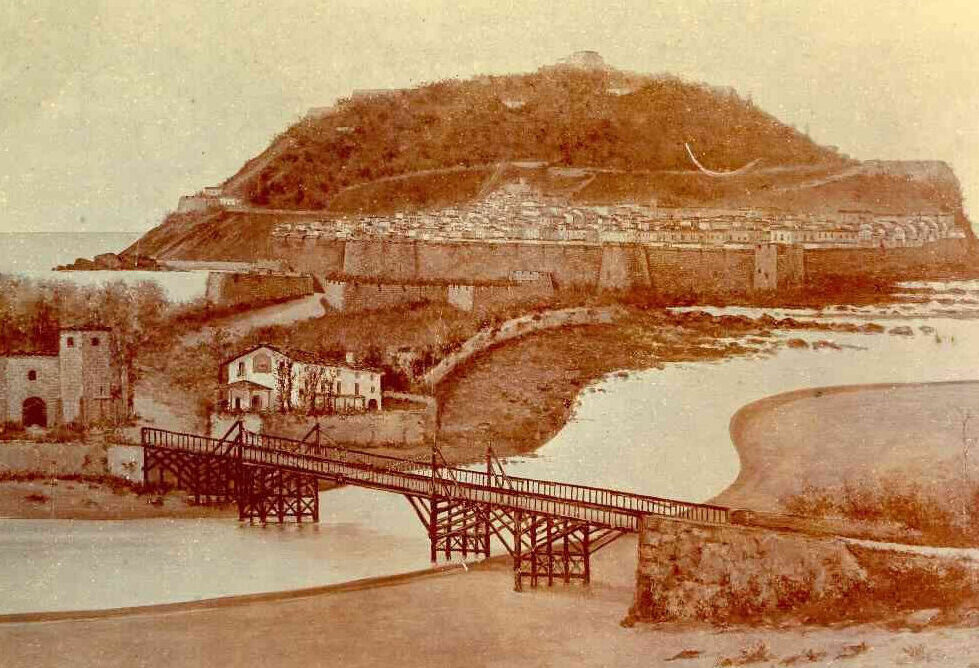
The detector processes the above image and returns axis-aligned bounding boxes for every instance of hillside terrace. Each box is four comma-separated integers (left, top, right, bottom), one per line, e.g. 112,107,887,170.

270,187,961,251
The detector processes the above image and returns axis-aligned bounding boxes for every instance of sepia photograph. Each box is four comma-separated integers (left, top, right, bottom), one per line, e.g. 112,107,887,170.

2,1,979,665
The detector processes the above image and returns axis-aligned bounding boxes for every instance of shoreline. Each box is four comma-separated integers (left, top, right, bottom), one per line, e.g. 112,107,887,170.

716,379,979,511
0,561,470,625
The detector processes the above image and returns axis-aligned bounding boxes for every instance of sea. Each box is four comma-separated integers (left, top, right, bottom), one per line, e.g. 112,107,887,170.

0,232,209,302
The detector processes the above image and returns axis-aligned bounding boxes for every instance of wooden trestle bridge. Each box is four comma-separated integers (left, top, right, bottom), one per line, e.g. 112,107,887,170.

141,423,730,590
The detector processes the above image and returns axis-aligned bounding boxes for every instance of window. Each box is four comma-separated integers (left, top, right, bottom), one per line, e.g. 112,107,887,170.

27,370,36,381
354,383,360,396
237,362,245,377
66,337,74,348
336,382,342,395
91,337,100,346
253,353,271,373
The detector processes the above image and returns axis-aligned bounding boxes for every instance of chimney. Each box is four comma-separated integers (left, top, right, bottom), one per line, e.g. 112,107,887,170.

345,352,356,365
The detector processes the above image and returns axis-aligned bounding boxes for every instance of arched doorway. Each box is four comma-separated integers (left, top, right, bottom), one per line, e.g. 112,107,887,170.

22,397,47,428
367,399,378,411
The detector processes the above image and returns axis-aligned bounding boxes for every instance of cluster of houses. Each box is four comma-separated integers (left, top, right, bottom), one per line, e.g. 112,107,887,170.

219,345,383,415
272,183,961,251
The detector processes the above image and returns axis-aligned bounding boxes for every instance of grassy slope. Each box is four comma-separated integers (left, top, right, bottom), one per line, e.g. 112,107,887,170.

231,68,838,209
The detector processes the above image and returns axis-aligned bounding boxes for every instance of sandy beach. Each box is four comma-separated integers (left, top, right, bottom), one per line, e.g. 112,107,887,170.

716,380,979,511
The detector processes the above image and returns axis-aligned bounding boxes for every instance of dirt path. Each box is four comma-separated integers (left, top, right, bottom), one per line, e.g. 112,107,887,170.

180,294,327,346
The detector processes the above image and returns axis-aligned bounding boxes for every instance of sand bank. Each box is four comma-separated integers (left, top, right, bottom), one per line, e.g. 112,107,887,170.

715,380,979,511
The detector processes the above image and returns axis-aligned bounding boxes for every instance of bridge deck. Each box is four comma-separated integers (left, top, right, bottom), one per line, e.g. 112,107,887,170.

141,427,728,531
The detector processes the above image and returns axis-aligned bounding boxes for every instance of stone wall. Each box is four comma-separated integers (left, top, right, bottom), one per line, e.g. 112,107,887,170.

0,357,61,426
421,306,620,387
259,392,436,448
343,282,446,313
632,514,979,623
273,235,972,299
320,277,554,315
274,237,603,288
644,247,756,297
204,272,314,308
0,441,142,482
633,515,866,622
805,238,971,281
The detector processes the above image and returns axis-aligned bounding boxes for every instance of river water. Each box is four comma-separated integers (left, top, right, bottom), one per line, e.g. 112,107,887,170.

2,282,979,613
0,232,209,302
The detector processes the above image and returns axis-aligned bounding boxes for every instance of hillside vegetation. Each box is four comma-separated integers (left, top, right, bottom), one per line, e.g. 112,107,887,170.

230,66,841,210
123,58,972,261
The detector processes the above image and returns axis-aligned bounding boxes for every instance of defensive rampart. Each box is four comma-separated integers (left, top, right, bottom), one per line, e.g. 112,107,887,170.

273,236,971,299
204,272,314,308
804,238,971,280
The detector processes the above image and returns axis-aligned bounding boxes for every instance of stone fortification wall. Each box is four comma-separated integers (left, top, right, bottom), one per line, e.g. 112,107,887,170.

320,277,554,315
599,244,652,290
471,277,555,313
204,272,314,308
805,238,970,280
273,236,971,299
342,282,446,313
274,237,602,288
644,247,755,297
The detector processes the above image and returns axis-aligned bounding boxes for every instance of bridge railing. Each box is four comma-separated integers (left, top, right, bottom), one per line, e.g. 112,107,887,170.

233,441,643,530
140,427,728,526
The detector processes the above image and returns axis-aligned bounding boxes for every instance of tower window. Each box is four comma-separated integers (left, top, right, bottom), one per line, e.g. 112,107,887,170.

27,370,37,381
66,337,75,347
91,337,100,346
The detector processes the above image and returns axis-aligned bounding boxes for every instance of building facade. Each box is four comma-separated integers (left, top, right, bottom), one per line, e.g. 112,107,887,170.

219,345,383,414
0,328,129,428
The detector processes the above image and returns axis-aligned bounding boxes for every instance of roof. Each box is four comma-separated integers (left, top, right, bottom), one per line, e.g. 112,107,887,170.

222,343,383,374
222,379,273,390
1,351,59,358
59,324,112,332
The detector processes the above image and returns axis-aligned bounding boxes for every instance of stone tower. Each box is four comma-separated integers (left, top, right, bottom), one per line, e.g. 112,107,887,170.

59,327,117,424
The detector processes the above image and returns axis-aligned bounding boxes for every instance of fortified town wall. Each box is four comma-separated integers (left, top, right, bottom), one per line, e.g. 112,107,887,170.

204,271,314,308
321,275,555,315
273,236,969,299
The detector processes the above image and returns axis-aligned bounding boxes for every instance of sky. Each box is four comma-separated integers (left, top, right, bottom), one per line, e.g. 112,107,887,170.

1,0,978,234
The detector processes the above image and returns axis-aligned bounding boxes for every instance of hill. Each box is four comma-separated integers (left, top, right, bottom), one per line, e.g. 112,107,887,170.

226,62,840,210
122,54,972,263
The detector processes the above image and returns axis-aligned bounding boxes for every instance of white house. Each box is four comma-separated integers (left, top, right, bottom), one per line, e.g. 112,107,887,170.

220,344,382,414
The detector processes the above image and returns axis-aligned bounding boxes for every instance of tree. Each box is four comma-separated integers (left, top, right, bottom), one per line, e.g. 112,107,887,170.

275,359,297,413
299,365,325,416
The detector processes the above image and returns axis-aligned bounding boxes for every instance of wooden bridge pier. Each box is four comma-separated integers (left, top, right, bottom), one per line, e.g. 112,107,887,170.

237,465,320,524
143,442,238,505
140,425,731,592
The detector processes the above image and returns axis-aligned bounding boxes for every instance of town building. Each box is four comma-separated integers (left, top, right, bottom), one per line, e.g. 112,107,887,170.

0,327,130,428
219,345,383,414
